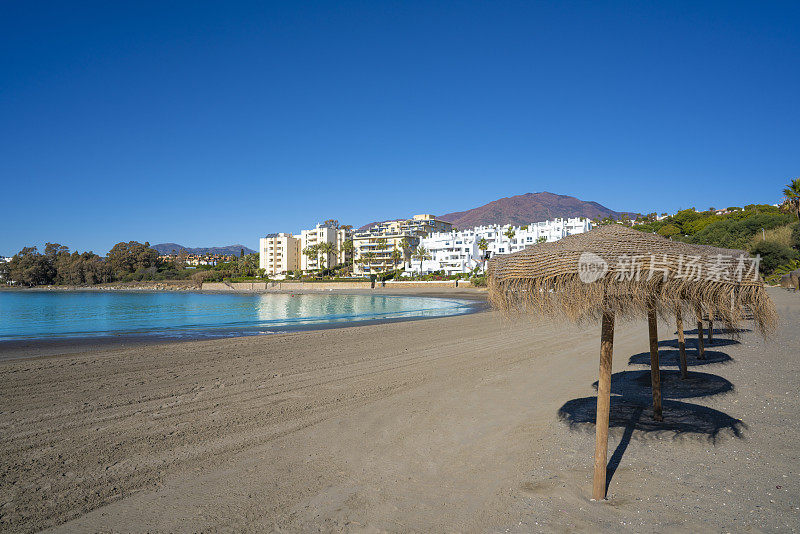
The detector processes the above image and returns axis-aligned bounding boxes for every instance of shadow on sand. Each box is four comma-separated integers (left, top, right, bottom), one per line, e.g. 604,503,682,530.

660,337,740,349
558,328,744,494
628,349,733,367
558,396,745,442
592,370,734,399
681,327,751,336
558,395,745,493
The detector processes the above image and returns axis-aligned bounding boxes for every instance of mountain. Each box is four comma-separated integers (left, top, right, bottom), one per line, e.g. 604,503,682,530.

150,243,256,256
436,192,635,229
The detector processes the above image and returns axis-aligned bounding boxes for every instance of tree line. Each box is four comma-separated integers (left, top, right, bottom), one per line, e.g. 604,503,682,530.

2,241,164,286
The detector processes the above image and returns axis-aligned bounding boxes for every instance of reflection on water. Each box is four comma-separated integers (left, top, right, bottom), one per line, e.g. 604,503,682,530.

0,291,473,341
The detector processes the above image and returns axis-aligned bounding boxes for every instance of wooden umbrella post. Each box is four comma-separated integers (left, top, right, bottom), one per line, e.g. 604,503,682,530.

676,306,688,379
707,316,714,345
695,306,705,359
592,310,615,501
647,304,663,422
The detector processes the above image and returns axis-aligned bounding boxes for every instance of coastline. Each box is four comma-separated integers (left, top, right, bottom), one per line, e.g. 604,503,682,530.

0,287,488,361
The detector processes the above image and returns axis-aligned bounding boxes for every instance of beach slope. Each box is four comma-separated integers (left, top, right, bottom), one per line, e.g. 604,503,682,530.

1,290,798,532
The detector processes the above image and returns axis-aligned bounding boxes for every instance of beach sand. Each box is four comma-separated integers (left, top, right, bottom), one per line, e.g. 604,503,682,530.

1,288,798,532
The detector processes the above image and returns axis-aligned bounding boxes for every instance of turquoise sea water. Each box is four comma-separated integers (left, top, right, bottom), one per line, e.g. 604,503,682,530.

0,291,474,342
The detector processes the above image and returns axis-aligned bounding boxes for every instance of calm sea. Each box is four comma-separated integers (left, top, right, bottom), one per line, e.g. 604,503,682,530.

0,291,474,342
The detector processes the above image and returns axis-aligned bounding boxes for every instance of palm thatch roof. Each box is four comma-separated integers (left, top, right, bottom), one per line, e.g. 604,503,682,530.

487,225,776,336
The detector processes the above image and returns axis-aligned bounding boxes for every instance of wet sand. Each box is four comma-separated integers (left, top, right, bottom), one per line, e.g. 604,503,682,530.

0,288,798,532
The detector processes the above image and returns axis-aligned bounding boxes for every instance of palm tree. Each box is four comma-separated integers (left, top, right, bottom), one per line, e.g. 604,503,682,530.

302,244,319,271
390,246,402,269
339,239,355,264
477,238,489,273
400,236,412,268
411,245,431,276
504,228,516,240
782,177,800,220
359,251,376,274
374,238,389,271
317,242,336,270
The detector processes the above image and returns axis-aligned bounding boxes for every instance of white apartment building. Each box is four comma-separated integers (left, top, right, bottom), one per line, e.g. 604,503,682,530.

300,222,352,271
353,214,453,275
259,233,301,276
410,217,592,275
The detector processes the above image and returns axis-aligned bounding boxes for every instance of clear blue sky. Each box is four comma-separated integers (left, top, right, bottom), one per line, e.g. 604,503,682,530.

1,1,798,256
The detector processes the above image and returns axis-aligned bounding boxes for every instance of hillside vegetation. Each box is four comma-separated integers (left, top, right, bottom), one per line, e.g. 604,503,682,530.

633,202,799,280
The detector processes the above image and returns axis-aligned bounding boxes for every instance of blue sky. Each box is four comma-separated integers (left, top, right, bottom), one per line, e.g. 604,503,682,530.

1,1,798,255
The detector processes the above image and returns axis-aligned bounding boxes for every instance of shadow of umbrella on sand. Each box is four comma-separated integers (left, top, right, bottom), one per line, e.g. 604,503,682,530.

629,348,733,367
592,370,734,400
559,396,745,442
558,396,747,492
487,225,776,500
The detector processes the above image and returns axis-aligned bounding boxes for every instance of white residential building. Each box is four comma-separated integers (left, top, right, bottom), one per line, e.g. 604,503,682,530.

410,217,592,275
353,214,453,275
259,233,301,276
300,222,352,271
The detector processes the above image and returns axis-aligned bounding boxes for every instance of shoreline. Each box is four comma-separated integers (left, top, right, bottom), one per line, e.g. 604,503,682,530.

0,288,488,361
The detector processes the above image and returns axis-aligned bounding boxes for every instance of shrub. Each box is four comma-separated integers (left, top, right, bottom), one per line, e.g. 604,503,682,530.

749,240,799,275
471,276,487,287
689,212,794,249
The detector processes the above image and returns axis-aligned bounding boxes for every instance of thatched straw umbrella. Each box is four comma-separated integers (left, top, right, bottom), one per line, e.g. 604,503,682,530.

669,243,751,376
487,225,776,500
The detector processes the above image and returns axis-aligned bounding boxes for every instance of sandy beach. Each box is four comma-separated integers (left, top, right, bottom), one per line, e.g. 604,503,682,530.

1,288,798,532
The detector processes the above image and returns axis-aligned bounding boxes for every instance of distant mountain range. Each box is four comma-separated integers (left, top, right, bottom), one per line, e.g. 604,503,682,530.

358,192,635,231
150,243,256,256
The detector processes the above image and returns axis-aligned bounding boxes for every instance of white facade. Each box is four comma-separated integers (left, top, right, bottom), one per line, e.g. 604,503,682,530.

300,223,352,271
352,214,453,275
410,217,592,275
259,233,301,275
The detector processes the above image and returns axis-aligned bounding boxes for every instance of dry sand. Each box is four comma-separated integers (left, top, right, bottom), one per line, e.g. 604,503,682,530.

1,288,798,532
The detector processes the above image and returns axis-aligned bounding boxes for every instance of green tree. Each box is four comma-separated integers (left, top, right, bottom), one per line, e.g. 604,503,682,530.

503,228,516,240
6,247,55,286
340,239,355,266
317,242,336,269
411,245,431,275
359,251,376,273
399,236,413,266
302,244,320,270
390,246,402,268
782,177,800,220
106,241,158,277
477,238,489,272
657,224,682,238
